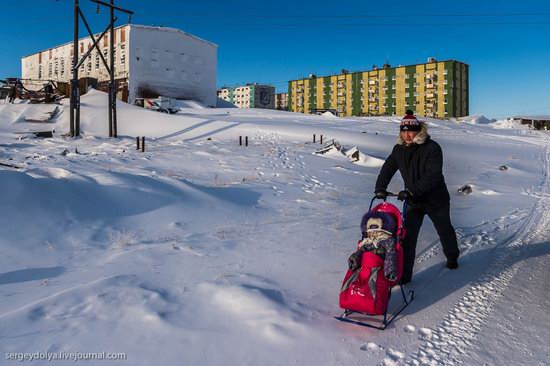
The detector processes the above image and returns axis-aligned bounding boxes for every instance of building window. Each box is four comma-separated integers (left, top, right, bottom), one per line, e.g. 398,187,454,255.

120,44,126,66
194,73,202,82
166,69,174,78
166,51,174,60
152,50,159,61
180,71,188,80
194,56,202,64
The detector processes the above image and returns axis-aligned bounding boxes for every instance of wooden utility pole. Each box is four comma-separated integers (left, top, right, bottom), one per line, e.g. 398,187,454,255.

69,0,132,138
70,0,80,137
109,0,115,137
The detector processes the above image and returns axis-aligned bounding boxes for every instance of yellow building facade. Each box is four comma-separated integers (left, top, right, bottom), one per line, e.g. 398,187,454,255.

289,59,469,118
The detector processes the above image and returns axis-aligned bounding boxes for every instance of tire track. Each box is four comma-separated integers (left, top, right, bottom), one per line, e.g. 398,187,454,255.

404,140,550,366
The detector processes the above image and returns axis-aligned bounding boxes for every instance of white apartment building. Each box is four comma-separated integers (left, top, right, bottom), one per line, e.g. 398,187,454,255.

21,24,218,106
217,83,275,109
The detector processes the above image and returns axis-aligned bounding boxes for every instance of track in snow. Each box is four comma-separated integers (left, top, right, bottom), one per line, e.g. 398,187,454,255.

403,139,550,366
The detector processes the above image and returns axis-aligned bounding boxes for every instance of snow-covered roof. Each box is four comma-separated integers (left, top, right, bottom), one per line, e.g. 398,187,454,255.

22,23,216,58
129,24,217,48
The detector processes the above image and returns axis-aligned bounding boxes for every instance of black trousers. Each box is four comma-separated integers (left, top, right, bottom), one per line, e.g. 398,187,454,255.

401,202,460,282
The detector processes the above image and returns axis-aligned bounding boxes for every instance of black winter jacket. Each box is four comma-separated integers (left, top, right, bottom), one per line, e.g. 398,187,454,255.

375,124,450,208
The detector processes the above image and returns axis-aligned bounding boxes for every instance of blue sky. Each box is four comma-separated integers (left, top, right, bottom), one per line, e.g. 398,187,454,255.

1,0,549,118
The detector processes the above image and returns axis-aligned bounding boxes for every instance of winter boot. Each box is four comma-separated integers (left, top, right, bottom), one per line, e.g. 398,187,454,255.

446,258,459,269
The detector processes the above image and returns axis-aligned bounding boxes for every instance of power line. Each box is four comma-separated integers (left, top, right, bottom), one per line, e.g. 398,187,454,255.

0,0,30,8
159,11,550,19
169,21,550,28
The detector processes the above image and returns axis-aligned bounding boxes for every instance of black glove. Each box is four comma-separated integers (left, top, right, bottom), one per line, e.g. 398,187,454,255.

397,189,413,201
348,250,363,270
374,189,388,200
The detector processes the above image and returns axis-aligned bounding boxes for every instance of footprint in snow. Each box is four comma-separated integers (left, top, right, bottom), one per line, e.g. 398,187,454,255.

360,342,381,351
385,348,405,361
419,327,433,340
404,325,416,333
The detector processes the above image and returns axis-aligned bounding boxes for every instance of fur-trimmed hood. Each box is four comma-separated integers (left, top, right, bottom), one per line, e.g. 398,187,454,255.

397,122,429,145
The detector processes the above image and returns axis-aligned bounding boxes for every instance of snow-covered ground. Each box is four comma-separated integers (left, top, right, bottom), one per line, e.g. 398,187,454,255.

0,91,548,365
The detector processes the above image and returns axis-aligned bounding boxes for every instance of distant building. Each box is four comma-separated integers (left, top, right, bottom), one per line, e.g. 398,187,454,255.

217,84,275,109
275,93,288,111
21,24,218,106
288,58,469,118
513,115,550,130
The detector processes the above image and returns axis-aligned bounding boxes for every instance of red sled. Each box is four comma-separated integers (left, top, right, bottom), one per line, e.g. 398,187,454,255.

336,197,414,330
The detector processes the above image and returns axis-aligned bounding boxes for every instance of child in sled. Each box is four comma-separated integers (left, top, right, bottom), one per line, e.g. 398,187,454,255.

347,210,398,281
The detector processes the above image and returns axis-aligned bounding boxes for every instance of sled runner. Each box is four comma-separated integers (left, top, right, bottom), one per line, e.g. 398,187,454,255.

336,193,415,330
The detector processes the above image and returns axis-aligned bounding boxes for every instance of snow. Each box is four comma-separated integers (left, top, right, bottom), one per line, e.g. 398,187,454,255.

0,91,549,365
490,118,532,130
454,114,493,124
321,111,337,118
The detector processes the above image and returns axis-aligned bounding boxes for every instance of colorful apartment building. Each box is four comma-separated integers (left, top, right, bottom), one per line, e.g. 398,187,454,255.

288,58,468,118
217,83,275,109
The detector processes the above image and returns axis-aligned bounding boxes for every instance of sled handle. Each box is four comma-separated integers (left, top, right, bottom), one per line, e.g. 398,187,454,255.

369,192,397,210
368,193,408,230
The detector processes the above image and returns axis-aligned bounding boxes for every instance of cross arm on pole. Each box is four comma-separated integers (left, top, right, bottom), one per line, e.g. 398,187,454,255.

90,0,133,15
74,9,116,74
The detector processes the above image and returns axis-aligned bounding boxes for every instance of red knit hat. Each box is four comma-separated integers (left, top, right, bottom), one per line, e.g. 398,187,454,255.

400,110,421,131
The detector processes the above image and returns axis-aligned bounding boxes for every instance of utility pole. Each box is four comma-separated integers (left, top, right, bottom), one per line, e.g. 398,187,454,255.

92,0,132,137
108,0,114,137
69,0,132,138
70,0,80,137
